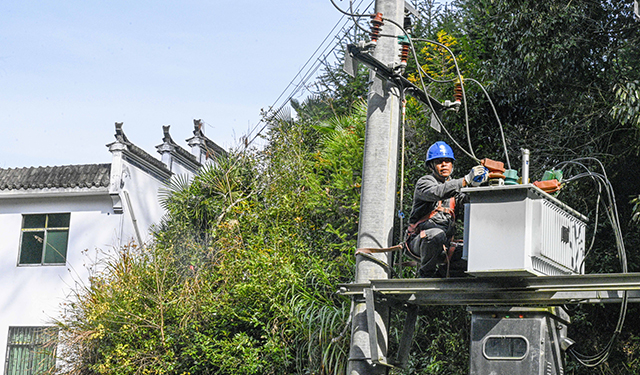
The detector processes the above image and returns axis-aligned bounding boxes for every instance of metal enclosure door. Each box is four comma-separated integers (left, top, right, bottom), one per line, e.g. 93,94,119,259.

469,307,567,375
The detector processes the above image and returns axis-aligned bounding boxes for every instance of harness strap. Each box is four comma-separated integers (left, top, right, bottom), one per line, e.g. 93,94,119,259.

355,243,404,255
429,198,456,220
406,197,456,236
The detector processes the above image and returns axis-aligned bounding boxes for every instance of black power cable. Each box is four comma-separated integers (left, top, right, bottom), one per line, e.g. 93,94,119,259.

554,159,629,367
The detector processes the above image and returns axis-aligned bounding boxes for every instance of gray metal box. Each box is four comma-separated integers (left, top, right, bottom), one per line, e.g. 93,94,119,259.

463,185,587,276
469,307,570,375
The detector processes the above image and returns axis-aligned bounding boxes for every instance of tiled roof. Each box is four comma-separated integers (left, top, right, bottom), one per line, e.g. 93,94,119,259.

203,138,227,158
126,143,172,175
110,122,172,180
0,164,111,191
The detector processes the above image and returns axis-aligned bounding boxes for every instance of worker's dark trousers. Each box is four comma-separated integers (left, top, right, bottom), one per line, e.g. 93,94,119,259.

410,227,448,278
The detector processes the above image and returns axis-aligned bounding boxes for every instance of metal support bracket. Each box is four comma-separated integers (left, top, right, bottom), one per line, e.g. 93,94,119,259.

339,273,640,306
364,288,421,369
395,304,419,368
364,288,395,368
343,43,445,123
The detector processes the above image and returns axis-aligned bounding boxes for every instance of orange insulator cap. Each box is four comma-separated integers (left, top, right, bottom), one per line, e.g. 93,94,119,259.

481,158,506,173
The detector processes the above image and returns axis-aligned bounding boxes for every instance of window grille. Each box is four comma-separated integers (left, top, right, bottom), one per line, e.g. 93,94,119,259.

4,326,57,375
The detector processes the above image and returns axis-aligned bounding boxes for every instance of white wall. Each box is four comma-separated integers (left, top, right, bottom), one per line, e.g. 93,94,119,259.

0,138,201,373
0,161,170,373
0,194,121,370
119,159,169,242
166,158,197,178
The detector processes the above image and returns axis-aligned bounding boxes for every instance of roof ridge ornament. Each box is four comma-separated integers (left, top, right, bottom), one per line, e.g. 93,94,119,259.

114,122,131,145
193,119,204,138
161,125,176,146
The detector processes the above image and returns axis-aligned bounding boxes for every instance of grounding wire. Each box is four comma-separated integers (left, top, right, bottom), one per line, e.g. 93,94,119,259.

466,77,511,169
397,88,408,277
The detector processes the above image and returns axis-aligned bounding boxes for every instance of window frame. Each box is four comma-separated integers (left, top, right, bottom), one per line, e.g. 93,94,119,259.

4,326,58,375
17,213,70,266
482,335,529,361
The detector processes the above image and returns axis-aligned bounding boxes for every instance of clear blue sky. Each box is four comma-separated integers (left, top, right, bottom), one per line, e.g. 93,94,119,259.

0,0,348,168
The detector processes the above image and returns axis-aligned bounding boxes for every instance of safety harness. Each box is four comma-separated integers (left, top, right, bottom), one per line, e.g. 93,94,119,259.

403,197,456,261
354,197,458,276
406,197,456,236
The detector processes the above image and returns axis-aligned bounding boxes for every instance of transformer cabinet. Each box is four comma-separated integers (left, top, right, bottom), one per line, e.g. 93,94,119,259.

463,185,588,276
469,307,572,375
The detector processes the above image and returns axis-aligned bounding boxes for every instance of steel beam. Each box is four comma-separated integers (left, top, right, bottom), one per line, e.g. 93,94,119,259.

338,273,640,305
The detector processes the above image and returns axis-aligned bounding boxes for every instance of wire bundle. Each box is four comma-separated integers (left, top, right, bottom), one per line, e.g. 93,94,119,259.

555,158,629,367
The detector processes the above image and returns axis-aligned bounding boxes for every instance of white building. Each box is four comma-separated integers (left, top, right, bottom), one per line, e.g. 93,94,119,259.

0,121,224,375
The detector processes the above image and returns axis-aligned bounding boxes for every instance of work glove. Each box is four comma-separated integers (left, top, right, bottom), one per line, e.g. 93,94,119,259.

464,165,488,187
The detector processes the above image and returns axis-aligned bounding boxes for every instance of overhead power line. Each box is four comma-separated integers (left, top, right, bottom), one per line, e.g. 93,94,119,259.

242,0,374,149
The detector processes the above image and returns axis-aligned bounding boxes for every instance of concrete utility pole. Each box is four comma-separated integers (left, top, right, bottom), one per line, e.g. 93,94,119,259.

347,0,405,373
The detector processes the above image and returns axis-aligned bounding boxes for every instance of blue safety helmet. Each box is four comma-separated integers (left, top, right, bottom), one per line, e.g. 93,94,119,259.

426,141,455,162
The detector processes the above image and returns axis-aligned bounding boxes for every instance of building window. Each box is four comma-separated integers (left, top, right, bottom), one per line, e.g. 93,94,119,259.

4,326,57,375
18,213,70,265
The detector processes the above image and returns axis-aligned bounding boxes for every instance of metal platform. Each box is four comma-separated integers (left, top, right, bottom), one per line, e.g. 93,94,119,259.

338,273,640,305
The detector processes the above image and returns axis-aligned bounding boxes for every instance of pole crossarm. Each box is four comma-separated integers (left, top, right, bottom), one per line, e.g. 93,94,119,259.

338,273,640,306
345,43,445,113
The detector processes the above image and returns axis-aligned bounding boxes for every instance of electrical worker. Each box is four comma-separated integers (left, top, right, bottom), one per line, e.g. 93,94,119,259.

407,141,487,278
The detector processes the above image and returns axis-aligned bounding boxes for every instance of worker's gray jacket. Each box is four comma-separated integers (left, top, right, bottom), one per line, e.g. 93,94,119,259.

408,173,465,235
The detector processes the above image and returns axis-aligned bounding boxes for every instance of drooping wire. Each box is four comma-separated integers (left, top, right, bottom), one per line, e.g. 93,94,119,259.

367,14,471,159
466,78,511,169
375,13,478,161
413,37,474,160
330,1,481,164
555,158,613,267
554,160,602,267
556,159,629,367
329,2,480,163
328,0,372,17
332,0,515,166
328,0,398,40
